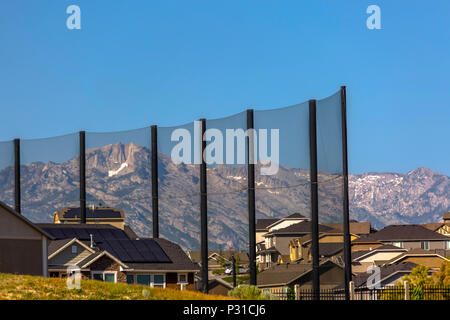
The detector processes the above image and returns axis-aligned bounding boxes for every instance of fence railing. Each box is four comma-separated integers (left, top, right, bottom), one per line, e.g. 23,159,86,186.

267,284,450,300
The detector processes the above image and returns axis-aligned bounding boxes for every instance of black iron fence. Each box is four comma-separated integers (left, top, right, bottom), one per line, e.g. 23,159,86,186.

268,285,450,300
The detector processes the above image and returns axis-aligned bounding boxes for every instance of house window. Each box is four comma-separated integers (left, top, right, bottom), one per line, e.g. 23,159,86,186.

126,275,135,284
178,273,188,284
421,241,430,250
92,272,116,283
137,275,151,286
446,241,450,250
392,242,403,248
71,245,78,254
153,274,165,288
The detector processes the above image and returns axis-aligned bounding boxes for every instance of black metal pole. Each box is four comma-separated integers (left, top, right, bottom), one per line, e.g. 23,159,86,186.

232,255,237,288
151,125,159,238
309,99,320,300
79,131,86,224
247,109,257,286
340,86,352,300
199,118,208,293
14,138,20,214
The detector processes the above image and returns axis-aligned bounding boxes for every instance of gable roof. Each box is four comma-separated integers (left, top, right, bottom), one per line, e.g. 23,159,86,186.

36,223,130,241
267,221,332,236
366,225,450,241
350,262,418,288
0,201,54,239
351,244,408,262
125,238,200,272
48,238,95,258
323,222,371,235
266,213,308,230
78,251,129,269
256,219,279,231
385,248,450,265
420,223,445,232
257,260,343,287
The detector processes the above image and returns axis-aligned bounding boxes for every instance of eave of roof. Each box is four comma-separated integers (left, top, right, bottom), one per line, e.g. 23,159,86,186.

0,201,54,240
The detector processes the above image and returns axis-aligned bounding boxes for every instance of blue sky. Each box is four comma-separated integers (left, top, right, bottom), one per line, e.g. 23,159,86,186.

0,1,449,175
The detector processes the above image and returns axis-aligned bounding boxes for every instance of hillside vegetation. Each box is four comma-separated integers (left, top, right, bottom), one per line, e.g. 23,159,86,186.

0,273,233,300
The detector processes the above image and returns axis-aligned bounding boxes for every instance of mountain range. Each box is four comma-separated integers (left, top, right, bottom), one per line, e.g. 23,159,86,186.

0,142,448,251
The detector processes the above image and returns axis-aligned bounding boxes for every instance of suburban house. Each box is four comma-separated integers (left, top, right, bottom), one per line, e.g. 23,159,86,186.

257,220,333,270
350,262,422,289
351,244,408,273
288,231,358,263
257,260,345,292
255,213,309,243
353,225,450,250
187,250,249,270
383,248,450,271
0,201,54,277
39,223,200,290
53,205,126,230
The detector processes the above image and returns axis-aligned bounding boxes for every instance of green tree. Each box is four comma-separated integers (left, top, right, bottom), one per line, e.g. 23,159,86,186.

432,261,450,286
402,265,433,287
228,285,273,300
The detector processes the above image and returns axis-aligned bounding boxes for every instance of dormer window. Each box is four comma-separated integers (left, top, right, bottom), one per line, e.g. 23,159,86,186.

71,245,78,254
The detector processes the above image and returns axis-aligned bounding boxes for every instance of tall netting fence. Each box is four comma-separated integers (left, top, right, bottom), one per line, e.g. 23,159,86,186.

157,122,200,252
0,140,15,209
254,102,311,269
20,133,79,222
206,111,248,253
86,128,152,237
316,91,346,289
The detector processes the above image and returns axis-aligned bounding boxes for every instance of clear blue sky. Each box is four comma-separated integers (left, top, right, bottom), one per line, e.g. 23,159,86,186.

0,1,449,175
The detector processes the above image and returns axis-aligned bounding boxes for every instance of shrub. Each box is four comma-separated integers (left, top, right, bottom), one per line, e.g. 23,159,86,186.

228,285,273,300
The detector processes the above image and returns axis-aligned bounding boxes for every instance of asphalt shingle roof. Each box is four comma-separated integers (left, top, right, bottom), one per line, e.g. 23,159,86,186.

361,225,450,241
350,262,418,288
268,221,332,236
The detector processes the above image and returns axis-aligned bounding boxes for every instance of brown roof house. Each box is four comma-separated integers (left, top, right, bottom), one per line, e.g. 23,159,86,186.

421,212,450,237
351,244,408,274
0,201,54,277
42,223,200,290
383,248,450,271
255,213,309,243
358,225,450,251
257,260,345,293
349,262,422,289
257,221,333,270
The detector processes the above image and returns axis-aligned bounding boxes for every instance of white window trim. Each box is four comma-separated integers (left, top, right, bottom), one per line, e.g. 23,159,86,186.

91,271,117,283
152,274,166,288
177,273,188,284
127,274,166,288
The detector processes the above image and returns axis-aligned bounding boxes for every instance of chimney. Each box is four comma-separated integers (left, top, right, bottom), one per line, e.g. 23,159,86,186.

90,234,95,249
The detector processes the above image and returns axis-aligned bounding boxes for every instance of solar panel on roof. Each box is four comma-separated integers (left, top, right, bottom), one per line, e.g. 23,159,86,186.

96,239,171,263
45,228,65,239
133,240,157,261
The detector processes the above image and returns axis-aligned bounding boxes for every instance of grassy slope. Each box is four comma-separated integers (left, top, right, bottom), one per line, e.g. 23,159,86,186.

0,273,234,300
